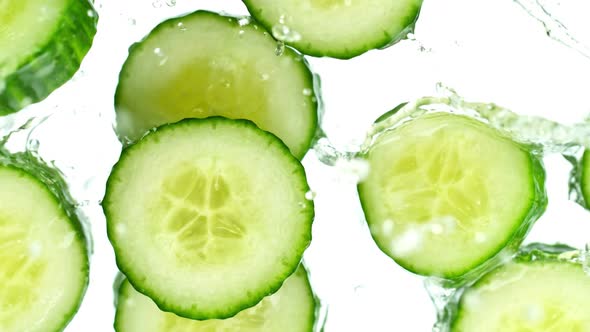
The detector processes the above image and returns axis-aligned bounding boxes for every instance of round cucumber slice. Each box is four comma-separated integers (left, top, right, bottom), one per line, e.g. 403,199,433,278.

104,117,314,320
0,0,98,114
452,244,590,331
0,164,88,332
114,265,317,332
115,10,318,159
242,0,423,59
358,112,547,279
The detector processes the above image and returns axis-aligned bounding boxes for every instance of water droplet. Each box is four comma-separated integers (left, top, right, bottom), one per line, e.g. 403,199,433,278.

152,0,162,8
238,29,245,36
272,24,302,43
238,17,250,26
128,18,136,26
87,9,95,17
165,0,176,6
260,73,270,81
304,191,316,200
275,41,285,56
302,88,312,96
297,202,307,209
153,48,168,66
27,139,40,152
391,229,423,256
279,14,286,24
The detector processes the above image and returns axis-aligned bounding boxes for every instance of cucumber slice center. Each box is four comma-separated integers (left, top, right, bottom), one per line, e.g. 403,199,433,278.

0,217,47,326
156,56,269,130
156,166,248,265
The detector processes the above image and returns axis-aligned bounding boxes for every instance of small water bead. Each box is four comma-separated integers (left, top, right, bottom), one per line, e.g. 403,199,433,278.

302,88,312,96
86,9,95,17
177,22,187,31
152,0,163,8
304,191,316,200
238,17,251,26
260,73,270,81
275,41,285,56
272,24,302,43
165,0,176,7
27,139,40,152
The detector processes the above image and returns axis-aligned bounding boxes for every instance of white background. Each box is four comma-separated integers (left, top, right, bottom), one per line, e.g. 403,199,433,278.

2,0,590,331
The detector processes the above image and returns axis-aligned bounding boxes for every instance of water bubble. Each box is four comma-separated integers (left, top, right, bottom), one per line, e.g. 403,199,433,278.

153,48,168,66
302,88,312,96
238,17,251,26
304,191,316,200
391,229,423,256
177,22,187,31
272,24,302,43
27,139,40,152
86,9,95,17
152,0,162,8
275,41,285,56
238,30,245,36
165,0,176,7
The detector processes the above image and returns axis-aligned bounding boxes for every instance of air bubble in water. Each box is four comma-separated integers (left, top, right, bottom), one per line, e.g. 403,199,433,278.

275,41,285,56
238,17,251,26
272,24,302,43
27,139,40,152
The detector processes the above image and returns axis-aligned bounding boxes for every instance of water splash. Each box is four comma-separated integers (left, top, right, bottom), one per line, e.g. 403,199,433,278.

272,24,302,43
275,41,286,56
514,0,590,59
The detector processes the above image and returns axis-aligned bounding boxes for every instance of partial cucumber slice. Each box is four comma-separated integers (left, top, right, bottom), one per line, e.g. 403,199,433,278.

452,244,590,331
104,117,314,320
0,0,98,114
115,10,318,159
0,164,88,332
115,265,317,332
358,112,546,279
242,0,423,59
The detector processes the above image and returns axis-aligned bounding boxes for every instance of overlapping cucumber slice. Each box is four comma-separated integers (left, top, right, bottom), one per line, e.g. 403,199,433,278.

242,0,423,59
104,117,314,320
115,10,318,159
358,112,547,279
115,265,317,332
0,163,88,332
451,244,590,331
0,0,98,114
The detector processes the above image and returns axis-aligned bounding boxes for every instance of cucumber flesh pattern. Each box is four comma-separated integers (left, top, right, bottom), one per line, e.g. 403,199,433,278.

0,165,88,332
115,11,317,159
105,118,313,320
0,0,97,114
453,260,590,331
358,113,543,278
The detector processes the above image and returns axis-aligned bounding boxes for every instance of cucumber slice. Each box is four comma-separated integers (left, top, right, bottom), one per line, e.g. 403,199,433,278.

242,0,423,59
104,117,314,320
0,164,88,332
0,0,98,115
452,244,590,331
358,112,546,278
115,10,318,159
114,265,317,332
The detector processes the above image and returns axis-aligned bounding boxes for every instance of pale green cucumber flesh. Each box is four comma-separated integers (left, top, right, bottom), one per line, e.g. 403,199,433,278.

453,259,590,331
115,265,317,332
242,0,423,59
0,164,88,332
358,113,546,278
0,0,98,114
115,10,318,159
104,117,314,320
